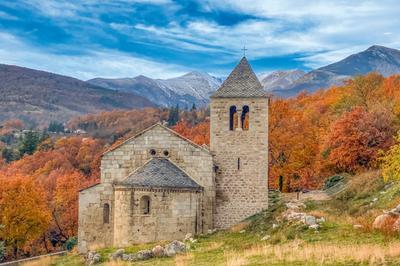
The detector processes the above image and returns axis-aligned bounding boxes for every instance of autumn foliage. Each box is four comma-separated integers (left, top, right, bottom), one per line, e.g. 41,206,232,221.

0,137,104,259
2,73,400,260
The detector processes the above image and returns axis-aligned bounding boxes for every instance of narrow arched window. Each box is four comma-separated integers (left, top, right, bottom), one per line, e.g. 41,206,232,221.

229,106,238,131
140,196,151,215
241,105,250,130
103,203,110,224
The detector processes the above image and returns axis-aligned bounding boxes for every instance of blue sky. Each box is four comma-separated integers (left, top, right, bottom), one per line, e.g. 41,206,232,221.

0,0,399,80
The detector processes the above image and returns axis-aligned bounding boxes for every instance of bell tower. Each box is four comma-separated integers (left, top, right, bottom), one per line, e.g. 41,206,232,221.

210,57,269,229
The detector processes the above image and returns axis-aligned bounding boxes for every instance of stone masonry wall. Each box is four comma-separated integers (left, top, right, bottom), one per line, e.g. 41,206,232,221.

113,187,200,246
101,124,215,232
210,97,269,229
78,183,114,253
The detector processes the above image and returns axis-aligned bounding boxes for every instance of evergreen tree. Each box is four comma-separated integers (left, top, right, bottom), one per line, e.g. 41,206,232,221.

48,121,64,133
19,131,40,156
0,240,4,262
2,147,18,163
191,103,197,111
167,105,180,126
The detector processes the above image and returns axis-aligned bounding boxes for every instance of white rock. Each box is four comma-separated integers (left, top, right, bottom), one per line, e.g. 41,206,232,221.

165,240,186,257
353,224,363,229
316,217,325,224
184,233,193,241
137,250,153,260
261,235,270,241
110,249,125,260
272,223,278,229
304,215,317,226
309,224,319,230
239,230,246,233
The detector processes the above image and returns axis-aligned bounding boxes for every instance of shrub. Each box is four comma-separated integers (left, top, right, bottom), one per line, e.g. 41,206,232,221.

65,237,77,251
324,175,345,190
0,241,4,262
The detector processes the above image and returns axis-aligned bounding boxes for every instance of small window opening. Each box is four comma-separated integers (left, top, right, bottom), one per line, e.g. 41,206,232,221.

163,150,169,156
229,106,238,131
237,158,240,170
103,203,110,224
140,196,151,215
150,149,156,156
241,105,250,130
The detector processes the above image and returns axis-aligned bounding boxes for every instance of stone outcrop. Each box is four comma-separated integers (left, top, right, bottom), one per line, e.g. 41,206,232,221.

372,204,400,231
165,240,186,257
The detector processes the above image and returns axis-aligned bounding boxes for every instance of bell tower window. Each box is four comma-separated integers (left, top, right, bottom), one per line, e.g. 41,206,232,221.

241,105,249,130
229,106,238,131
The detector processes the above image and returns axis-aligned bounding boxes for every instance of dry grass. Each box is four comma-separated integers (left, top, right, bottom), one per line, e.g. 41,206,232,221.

230,221,251,232
22,256,53,266
224,242,400,265
174,252,193,266
104,260,129,266
197,241,224,252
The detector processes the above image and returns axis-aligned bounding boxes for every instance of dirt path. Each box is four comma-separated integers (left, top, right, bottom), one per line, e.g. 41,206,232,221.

281,190,330,202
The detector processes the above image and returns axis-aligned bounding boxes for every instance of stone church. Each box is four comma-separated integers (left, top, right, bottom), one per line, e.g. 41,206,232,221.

78,57,269,253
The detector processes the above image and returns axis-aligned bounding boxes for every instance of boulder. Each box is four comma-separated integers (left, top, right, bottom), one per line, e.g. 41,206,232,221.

389,204,400,216
165,240,186,257
304,215,317,226
184,233,193,241
373,214,395,230
152,245,165,257
86,251,96,261
284,210,306,221
92,254,101,264
109,249,125,260
86,251,101,265
122,253,137,261
137,250,153,260
316,217,325,224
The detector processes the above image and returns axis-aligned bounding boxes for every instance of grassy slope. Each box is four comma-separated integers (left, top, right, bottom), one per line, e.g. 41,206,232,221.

48,171,400,266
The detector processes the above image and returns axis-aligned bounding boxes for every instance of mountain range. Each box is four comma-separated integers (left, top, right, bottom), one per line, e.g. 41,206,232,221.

263,45,400,97
88,71,222,108
1,45,400,125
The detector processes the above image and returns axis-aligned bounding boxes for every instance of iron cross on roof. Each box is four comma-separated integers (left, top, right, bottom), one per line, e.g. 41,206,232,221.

241,46,248,57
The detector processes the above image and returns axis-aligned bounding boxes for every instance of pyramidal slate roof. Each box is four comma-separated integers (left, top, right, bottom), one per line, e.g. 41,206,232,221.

211,57,266,98
118,158,202,190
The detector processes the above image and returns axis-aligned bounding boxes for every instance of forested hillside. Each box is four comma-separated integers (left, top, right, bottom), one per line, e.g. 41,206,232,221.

0,64,156,127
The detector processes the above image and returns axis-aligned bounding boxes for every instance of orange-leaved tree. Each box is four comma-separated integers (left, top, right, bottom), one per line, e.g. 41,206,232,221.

323,106,394,173
0,173,51,259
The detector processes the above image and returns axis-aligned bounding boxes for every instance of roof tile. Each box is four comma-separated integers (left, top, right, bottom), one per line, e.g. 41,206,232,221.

117,158,202,190
211,57,266,98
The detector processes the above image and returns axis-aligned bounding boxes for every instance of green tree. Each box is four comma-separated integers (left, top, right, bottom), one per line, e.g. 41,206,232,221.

48,121,64,133
0,238,4,262
167,105,180,126
1,148,19,163
18,131,40,156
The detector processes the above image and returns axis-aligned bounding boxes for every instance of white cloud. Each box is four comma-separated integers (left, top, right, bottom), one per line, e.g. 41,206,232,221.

0,32,186,79
192,0,400,67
